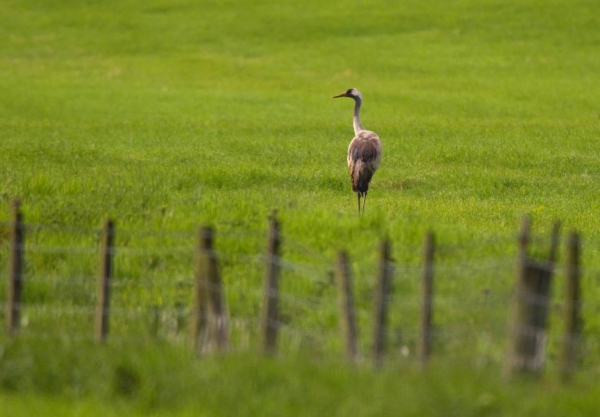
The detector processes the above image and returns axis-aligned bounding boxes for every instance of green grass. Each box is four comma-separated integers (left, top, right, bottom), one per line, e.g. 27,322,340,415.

2,339,600,417
1,0,600,414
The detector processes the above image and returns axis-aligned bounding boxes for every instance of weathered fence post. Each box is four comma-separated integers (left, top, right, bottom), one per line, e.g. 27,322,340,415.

561,231,582,381
373,238,393,368
505,217,558,377
335,250,359,363
261,212,281,356
95,219,115,343
6,200,24,336
191,226,212,355
506,216,531,377
418,231,435,366
206,231,229,352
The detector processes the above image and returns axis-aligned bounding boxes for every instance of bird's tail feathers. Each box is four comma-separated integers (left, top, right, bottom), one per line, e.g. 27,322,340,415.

351,160,373,194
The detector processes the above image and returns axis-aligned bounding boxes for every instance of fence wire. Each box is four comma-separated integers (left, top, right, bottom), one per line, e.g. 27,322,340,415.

0,221,596,374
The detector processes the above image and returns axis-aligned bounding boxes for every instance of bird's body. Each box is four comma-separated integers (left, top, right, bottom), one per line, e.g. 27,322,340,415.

334,88,382,215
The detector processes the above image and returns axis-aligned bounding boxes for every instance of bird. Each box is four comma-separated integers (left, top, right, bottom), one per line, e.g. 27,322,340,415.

333,88,382,216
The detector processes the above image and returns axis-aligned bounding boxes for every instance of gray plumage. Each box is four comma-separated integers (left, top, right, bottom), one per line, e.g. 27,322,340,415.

333,88,382,215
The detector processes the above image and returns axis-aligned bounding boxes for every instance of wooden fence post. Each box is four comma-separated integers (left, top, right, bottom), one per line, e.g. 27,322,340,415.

206,231,229,352
506,216,531,376
418,231,435,366
505,217,558,377
335,250,359,363
261,212,281,356
561,231,582,381
95,219,115,343
6,200,24,336
191,226,212,355
373,239,392,368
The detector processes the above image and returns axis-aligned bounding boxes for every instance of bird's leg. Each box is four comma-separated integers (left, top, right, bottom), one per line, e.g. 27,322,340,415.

362,191,368,214
357,193,361,216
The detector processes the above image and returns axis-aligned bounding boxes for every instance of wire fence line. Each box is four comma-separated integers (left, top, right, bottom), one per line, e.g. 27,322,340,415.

1,221,595,272
4,231,597,268
0,213,594,377
3,301,592,344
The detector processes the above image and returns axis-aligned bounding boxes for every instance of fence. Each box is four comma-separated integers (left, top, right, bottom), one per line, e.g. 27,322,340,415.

0,200,592,380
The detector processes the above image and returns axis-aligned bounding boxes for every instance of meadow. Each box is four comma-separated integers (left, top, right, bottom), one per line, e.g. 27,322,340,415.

1,0,600,415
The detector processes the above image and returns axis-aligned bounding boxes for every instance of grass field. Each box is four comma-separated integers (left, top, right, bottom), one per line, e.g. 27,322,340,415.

1,0,600,415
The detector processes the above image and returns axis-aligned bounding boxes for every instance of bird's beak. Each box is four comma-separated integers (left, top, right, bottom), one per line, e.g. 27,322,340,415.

333,92,347,98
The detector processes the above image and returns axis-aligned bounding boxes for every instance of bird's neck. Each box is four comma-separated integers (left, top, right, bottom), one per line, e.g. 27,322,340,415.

352,97,365,135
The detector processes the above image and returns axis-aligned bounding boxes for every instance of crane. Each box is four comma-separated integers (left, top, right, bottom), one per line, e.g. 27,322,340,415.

333,88,382,216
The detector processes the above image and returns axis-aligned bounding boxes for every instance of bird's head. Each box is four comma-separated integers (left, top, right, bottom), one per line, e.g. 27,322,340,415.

333,88,362,100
